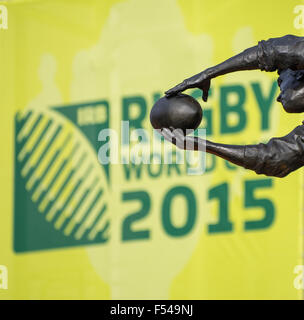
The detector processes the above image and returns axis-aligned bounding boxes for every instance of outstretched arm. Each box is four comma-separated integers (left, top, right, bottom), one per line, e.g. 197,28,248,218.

165,46,258,101
161,124,304,178
166,34,304,100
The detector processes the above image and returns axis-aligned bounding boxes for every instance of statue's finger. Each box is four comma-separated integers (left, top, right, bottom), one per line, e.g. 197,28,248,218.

165,80,188,96
161,128,173,136
200,79,210,102
171,128,185,140
161,128,174,142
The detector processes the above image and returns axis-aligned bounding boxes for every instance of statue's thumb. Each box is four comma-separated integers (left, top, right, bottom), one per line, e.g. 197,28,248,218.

202,90,208,102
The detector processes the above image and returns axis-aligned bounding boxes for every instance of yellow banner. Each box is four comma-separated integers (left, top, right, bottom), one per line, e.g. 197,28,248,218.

0,0,303,299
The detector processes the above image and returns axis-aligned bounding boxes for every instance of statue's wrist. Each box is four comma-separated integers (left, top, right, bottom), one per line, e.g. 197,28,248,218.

205,66,217,79
244,145,260,170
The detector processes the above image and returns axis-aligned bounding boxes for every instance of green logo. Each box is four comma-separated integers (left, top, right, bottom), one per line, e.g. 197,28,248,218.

14,100,110,252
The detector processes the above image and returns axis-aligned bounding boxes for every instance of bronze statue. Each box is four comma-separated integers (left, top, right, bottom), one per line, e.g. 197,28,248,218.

161,34,304,178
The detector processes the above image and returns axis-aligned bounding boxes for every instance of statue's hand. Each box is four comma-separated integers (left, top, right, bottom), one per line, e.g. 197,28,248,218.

160,127,206,151
165,70,211,102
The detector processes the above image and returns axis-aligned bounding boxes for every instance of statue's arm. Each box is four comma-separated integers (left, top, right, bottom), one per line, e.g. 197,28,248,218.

202,46,260,79
161,124,304,178
166,35,304,98
206,34,304,77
